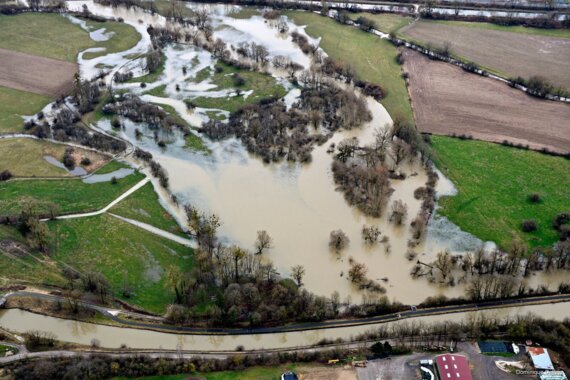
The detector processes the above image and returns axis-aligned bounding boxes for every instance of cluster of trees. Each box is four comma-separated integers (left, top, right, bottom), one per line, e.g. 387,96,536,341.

347,257,386,293
7,344,364,380
133,148,169,188
0,0,65,15
411,236,570,297
510,75,569,99
203,74,370,163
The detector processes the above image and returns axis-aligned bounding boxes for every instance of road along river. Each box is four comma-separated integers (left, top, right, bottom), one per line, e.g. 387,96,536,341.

1,300,569,351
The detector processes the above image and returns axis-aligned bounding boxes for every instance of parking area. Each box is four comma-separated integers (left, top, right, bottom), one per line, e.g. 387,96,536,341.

356,353,429,380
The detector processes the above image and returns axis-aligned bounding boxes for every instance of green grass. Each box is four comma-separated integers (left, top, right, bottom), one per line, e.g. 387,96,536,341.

92,160,131,175
0,13,138,62
0,225,66,287
148,0,196,19
0,344,18,357
82,18,141,60
48,214,194,313
432,136,570,250
426,19,570,39
0,138,108,178
191,66,212,83
285,11,413,124
350,12,413,34
129,52,166,84
143,84,168,97
110,182,184,235
0,86,51,133
184,132,211,154
228,7,261,19
0,171,145,215
188,62,287,113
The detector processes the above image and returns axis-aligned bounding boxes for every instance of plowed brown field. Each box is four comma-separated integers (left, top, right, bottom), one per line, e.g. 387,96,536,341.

0,48,77,97
403,49,570,153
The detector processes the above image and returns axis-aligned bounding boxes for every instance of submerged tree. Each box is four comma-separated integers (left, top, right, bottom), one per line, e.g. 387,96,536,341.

329,229,350,252
254,230,273,255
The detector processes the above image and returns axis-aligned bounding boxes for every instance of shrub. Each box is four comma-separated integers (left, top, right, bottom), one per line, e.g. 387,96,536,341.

528,193,541,203
521,219,538,232
0,170,12,181
329,229,349,252
110,176,118,185
111,116,121,129
80,157,92,166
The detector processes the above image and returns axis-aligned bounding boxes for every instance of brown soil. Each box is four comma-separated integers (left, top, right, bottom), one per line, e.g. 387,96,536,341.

0,48,77,97
401,21,570,89
402,49,570,153
298,365,357,380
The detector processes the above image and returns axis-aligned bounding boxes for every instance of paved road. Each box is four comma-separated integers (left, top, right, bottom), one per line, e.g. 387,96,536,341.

3,292,570,335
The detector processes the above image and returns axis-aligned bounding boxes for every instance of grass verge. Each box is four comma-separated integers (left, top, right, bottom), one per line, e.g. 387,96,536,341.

432,136,570,250
285,11,413,124
350,12,413,34
426,19,570,39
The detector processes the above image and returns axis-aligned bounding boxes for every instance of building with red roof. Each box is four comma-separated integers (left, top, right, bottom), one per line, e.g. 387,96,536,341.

435,354,473,380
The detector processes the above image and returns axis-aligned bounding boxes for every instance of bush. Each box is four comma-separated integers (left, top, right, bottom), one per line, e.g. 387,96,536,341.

110,176,118,185
0,170,12,181
111,116,121,129
80,157,92,166
528,193,541,203
521,219,538,232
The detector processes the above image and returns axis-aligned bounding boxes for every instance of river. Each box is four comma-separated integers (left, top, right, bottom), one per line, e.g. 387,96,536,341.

1,303,569,351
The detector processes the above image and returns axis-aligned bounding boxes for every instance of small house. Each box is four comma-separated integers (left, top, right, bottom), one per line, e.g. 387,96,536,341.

528,347,555,371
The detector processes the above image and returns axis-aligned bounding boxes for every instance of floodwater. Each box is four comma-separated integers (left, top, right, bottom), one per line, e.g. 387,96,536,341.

1,303,569,350
43,155,88,176
60,1,567,307
82,168,135,183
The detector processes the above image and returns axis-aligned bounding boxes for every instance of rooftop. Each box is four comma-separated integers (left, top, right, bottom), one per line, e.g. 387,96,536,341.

528,347,555,371
435,354,473,380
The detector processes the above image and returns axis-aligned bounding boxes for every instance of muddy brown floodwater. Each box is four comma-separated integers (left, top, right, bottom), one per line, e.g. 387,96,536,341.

1,303,569,351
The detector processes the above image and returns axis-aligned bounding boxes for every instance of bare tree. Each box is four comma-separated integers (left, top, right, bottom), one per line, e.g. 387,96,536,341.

362,225,381,245
291,265,305,287
390,200,408,225
254,230,273,255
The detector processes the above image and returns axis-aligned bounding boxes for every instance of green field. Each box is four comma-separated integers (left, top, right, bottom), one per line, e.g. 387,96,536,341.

0,171,144,215
350,12,413,34
285,11,413,124
424,19,570,38
0,224,65,287
0,13,138,62
0,86,51,133
0,138,109,178
189,62,287,113
129,52,166,83
432,136,570,250
0,344,18,357
110,182,184,235
82,18,141,60
49,214,194,313
92,159,131,175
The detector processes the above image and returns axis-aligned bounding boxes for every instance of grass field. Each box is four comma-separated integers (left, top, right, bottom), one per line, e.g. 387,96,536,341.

350,12,413,34
0,344,18,357
432,136,570,250
0,171,144,215
285,11,413,124
110,182,184,235
0,138,109,177
49,214,194,313
0,86,51,133
82,18,140,60
0,224,66,287
188,62,287,113
0,13,138,62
